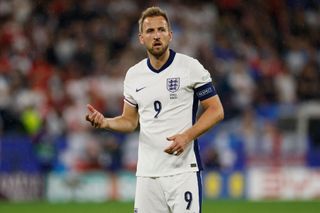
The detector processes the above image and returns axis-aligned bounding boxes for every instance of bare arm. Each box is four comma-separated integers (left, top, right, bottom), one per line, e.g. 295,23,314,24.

165,95,224,155
86,102,139,133
183,95,224,141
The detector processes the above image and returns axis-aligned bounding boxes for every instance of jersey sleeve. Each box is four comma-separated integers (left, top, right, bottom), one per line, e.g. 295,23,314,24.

123,71,138,107
189,59,217,101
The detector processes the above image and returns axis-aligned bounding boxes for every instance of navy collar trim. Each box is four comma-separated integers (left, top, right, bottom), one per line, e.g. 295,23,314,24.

147,49,176,73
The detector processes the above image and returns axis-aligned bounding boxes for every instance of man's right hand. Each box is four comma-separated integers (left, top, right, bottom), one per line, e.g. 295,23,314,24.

85,104,107,128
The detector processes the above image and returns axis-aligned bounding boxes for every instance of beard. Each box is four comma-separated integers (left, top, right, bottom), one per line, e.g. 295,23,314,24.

147,43,169,59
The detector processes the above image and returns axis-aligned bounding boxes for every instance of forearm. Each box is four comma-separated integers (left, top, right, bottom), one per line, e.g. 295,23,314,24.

103,116,138,133
86,103,138,133
183,96,224,142
185,108,223,141
164,98,223,156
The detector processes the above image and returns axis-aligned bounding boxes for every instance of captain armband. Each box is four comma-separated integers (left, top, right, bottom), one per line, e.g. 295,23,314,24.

194,83,217,101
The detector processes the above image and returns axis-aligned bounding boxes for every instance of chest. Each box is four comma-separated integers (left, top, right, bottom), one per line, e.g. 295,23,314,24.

132,68,192,109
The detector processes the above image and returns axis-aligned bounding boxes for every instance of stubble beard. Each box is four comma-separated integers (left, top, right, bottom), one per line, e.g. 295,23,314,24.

147,44,169,59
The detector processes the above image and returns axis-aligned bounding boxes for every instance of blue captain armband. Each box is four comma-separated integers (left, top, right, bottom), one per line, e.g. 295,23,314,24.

194,82,217,101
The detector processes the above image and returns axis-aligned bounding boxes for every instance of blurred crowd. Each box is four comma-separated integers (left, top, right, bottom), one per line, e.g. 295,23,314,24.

0,0,320,174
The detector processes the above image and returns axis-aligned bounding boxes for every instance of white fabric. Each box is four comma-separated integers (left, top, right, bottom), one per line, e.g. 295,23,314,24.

124,51,212,177
134,172,201,213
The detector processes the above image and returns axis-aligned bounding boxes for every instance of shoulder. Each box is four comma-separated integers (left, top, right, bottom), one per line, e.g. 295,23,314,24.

125,58,147,78
175,52,198,62
175,52,202,67
174,52,205,75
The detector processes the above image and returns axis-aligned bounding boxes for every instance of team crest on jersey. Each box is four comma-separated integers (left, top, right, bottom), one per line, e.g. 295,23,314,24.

167,77,180,93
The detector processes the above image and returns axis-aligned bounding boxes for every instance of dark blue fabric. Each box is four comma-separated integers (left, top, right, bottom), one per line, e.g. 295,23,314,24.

147,49,176,73
194,83,217,101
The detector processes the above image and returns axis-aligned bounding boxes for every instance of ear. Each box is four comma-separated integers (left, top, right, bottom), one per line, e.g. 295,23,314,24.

169,31,173,42
139,33,144,45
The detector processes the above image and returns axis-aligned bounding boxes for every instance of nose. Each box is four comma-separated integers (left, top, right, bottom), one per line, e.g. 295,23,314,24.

154,31,160,40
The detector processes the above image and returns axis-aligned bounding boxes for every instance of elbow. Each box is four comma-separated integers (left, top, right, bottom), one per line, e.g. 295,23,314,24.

129,122,139,133
215,105,224,123
219,109,224,122
219,105,224,121
206,104,224,124
217,99,224,122
125,120,139,133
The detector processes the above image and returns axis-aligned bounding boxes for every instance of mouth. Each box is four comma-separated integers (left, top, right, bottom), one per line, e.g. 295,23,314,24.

153,42,162,47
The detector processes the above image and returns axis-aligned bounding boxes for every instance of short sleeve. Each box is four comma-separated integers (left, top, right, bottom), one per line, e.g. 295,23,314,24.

189,59,217,101
123,72,138,107
189,59,212,88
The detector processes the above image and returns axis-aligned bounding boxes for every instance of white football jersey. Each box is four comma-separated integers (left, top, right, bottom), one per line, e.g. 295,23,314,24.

124,49,217,177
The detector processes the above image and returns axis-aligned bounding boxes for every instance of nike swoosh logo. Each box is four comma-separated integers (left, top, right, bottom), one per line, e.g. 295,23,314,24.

136,87,146,92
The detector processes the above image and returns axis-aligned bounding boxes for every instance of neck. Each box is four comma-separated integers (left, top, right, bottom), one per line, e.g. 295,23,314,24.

148,49,170,70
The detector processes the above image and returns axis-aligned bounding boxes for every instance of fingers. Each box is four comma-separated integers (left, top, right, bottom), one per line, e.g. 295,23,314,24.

87,104,96,113
164,139,183,156
166,136,175,141
86,114,94,126
94,113,104,128
165,147,183,156
165,135,178,155
164,144,176,154
93,112,104,128
85,104,104,128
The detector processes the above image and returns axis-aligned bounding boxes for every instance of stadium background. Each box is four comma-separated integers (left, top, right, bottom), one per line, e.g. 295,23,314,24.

0,0,320,212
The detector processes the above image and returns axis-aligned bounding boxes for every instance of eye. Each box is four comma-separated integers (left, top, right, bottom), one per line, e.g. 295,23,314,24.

146,28,154,33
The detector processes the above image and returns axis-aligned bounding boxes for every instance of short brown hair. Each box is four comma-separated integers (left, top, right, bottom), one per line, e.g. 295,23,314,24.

138,7,171,33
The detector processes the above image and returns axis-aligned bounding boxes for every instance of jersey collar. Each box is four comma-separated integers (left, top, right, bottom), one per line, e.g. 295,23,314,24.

147,49,176,73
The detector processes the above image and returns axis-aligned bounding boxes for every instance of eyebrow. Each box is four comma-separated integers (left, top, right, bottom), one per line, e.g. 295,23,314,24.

145,26,167,32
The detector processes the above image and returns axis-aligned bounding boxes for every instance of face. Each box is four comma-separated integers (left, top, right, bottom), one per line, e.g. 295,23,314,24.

139,16,172,58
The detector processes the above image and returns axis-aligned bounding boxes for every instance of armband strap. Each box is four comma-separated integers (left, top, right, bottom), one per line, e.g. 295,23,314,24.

194,83,217,101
